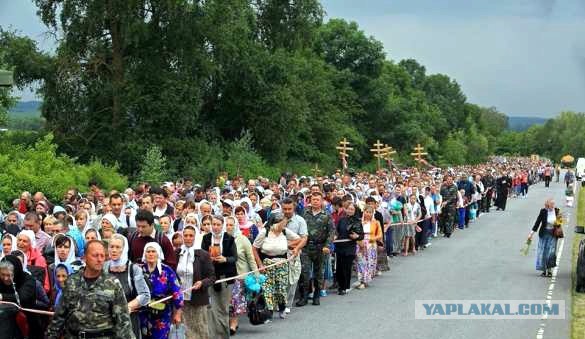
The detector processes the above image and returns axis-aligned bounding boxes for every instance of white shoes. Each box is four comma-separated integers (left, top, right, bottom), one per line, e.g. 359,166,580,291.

284,307,291,314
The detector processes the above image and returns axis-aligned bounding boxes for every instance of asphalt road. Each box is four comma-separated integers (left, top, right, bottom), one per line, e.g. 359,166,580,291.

237,178,574,339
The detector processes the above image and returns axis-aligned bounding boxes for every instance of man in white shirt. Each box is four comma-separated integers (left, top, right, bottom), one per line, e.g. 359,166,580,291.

282,198,307,313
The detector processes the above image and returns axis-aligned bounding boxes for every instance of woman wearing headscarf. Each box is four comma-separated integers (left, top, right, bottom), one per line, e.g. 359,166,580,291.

528,199,562,277
51,262,73,310
0,255,36,339
100,213,118,247
140,242,183,339
201,215,238,339
82,227,101,244
225,215,258,334
16,230,50,292
1,234,17,259
252,212,300,319
105,234,151,338
48,234,83,290
234,205,259,243
176,225,215,339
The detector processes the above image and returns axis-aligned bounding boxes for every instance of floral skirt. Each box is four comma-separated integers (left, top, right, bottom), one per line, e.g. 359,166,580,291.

229,279,247,317
356,235,377,284
262,258,289,311
536,228,558,272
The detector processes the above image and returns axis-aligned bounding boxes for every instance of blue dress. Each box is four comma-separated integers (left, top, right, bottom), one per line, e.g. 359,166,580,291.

140,263,183,339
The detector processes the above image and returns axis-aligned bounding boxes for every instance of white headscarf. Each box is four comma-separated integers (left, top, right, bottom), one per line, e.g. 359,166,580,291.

1,234,17,259
53,234,78,266
101,213,119,231
19,230,37,249
82,227,102,241
211,216,226,253
142,241,164,273
109,234,129,268
178,227,197,300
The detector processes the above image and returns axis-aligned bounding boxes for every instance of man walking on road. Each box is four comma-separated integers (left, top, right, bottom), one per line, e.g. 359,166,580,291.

439,175,458,238
297,192,333,307
47,240,135,339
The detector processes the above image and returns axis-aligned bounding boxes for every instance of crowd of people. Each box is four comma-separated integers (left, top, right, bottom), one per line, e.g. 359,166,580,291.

0,157,558,338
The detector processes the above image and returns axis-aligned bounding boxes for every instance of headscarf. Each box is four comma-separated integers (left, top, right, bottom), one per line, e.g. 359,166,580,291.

101,213,119,231
53,234,78,266
82,227,102,241
109,234,129,268
10,250,29,274
1,254,26,287
19,230,37,249
211,216,225,253
142,242,164,273
52,263,73,307
1,234,17,259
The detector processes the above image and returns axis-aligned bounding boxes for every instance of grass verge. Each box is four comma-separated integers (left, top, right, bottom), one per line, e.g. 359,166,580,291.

571,187,585,339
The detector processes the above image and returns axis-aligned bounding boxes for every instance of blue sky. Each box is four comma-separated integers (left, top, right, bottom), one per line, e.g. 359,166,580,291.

2,0,585,117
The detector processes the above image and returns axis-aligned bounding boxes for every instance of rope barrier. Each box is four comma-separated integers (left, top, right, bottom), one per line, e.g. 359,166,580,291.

0,300,55,316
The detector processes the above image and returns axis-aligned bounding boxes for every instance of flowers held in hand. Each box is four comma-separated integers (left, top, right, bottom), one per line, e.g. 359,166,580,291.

521,239,532,256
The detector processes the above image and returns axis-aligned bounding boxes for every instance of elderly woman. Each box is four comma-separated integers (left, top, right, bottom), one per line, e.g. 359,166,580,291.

100,213,118,246
201,215,238,339
105,234,151,338
16,230,50,292
252,212,301,319
139,242,183,339
176,225,215,339
528,199,562,277
225,215,258,334
0,255,36,338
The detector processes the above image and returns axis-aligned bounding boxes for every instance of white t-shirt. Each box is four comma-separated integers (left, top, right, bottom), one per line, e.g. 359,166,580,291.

253,229,300,256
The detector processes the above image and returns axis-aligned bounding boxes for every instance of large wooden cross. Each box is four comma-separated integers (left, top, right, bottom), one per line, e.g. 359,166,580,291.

336,138,353,169
383,144,397,167
370,140,386,170
410,143,428,164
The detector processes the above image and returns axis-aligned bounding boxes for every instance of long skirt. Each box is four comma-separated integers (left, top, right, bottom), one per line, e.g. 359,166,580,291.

229,279,247,317
356,236,377,284
262,258,289,311
536,228,558,272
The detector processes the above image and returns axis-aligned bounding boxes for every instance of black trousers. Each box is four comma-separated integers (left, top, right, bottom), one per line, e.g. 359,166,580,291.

335,254,355,291
545,175,551,187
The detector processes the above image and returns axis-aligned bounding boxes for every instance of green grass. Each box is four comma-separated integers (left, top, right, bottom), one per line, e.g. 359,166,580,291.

571,188,585,339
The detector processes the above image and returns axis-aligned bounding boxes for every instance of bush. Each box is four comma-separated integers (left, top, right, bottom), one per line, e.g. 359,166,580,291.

0,133,127,209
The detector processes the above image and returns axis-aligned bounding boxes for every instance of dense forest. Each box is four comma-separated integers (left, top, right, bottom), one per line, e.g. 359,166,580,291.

0,0,578,186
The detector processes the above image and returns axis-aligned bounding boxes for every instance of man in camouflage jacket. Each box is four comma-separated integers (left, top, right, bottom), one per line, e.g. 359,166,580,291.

47,240,135,339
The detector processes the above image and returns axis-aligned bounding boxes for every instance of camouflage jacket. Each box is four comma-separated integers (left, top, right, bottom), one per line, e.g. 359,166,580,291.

47,268,135,339
440,183,459,208
302,209,334,249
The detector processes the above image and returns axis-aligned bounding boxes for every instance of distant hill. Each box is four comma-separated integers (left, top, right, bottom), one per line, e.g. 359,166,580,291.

9,101,42,118
507,116,548,131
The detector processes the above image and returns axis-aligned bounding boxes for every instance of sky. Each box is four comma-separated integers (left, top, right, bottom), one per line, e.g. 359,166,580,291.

2,1,585,117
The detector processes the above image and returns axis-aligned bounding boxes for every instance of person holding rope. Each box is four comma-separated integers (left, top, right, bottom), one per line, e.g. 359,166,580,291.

47,240,135,339
252,211,301,319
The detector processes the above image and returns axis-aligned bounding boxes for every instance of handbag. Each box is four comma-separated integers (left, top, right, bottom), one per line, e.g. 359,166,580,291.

15,309,29,337
553,225,564,238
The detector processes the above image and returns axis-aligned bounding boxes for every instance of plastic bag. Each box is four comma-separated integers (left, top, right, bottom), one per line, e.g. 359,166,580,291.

169,323,186,339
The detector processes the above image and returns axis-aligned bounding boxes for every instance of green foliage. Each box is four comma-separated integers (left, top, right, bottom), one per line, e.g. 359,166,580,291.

0,2,536,181
0,133,126,209
135,145,169,187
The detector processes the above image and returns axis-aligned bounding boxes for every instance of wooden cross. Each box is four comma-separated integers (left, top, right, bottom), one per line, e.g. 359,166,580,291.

383,144,397,167
370,140,386,170
336,138,353,169
410,143,428,164
312,163,322,178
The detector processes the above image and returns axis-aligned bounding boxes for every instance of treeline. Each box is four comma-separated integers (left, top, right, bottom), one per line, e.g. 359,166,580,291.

0,0,509,182
496,111,585,161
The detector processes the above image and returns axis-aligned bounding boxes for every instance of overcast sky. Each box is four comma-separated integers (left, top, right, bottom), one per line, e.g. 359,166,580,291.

2,0,585,117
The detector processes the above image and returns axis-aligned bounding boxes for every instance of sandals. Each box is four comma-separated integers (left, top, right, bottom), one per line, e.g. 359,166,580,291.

547,271,553,277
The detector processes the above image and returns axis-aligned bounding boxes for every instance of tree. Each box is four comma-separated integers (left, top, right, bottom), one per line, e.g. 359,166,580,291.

136,145,168,187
